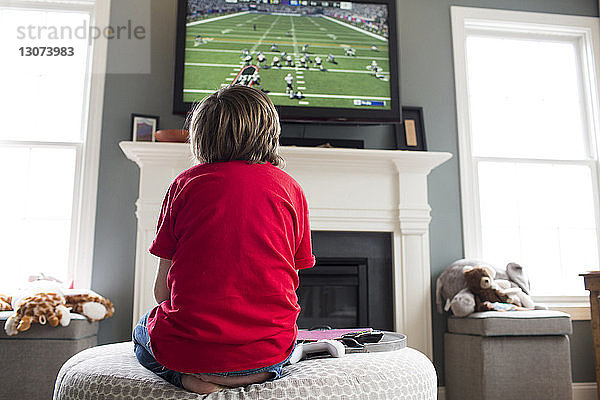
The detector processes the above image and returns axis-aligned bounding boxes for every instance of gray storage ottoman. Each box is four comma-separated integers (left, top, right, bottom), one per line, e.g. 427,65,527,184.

0,311,98,400
444,310,573,400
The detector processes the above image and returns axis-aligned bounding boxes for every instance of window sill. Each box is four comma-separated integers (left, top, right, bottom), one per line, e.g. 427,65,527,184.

545,303,590,321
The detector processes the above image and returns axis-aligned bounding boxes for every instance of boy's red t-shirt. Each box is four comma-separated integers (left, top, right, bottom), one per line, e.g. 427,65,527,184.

146,160,315,373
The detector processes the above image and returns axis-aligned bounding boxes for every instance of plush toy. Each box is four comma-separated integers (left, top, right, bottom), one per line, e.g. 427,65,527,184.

494,277,535,310
436,259,536,317
0,295,12,311
5,291,71,336
2,281,114,336
463,266,519,312
447,288,476,317
498,262,531,295
64,290,115,321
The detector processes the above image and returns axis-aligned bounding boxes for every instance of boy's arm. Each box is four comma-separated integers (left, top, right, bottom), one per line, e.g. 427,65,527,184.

153,258,171,304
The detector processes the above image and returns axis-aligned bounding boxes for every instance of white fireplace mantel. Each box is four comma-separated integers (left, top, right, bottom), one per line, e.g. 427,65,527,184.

121,141,451,358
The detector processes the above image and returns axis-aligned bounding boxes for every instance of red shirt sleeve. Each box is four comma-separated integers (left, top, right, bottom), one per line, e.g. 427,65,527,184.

294,192,315,270
149,181,179,260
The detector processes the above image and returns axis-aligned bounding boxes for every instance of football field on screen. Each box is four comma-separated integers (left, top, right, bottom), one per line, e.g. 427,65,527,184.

183,12,391,109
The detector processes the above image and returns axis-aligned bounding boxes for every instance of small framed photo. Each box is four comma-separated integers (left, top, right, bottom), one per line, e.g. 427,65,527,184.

394,106,427,151
131,114,159,142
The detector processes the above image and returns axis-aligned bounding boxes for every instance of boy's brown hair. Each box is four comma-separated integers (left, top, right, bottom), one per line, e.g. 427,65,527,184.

188,85,283,166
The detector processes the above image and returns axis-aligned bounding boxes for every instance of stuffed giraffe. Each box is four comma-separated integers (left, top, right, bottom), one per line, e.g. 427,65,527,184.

64,291,115,321
5,292,70,336
0,295,12,311
2,283,114,336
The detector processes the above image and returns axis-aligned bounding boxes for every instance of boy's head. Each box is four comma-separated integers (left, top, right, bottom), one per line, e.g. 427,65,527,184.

188,85,283,166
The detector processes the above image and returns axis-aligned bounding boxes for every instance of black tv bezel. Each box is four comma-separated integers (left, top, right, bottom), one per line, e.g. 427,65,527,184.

173,0,401,124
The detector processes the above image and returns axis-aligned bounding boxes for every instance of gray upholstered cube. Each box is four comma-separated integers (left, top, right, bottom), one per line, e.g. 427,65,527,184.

444,310,573,400
0,311,98,400
54,341,438,399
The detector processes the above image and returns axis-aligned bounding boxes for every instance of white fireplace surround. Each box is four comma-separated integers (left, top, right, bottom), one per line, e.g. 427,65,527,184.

121,141,451,358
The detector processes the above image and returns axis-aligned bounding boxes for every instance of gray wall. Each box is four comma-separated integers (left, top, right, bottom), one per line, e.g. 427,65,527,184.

92,0,598,384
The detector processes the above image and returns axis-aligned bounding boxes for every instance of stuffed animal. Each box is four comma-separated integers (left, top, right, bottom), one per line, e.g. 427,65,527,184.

463,266,517,312
2,281,114,336
447,288,476,317
64,290,115,321
494,278,535,309
498,262,531,295
436,259,536,316
5,292,70,336
0,295,12,311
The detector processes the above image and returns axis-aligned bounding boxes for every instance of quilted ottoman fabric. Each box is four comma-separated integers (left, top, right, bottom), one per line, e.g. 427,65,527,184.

54,342,437,400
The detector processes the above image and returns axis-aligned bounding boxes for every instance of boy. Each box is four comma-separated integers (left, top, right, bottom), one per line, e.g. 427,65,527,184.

132,86,315,394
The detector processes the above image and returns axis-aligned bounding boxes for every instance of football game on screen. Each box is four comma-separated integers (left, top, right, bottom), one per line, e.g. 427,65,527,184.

183,0,392,109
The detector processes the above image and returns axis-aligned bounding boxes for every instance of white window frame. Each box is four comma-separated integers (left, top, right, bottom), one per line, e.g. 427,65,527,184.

0,0,110,288
451,6,600,312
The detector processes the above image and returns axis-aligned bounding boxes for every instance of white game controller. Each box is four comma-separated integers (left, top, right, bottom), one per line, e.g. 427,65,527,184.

289,339,345,364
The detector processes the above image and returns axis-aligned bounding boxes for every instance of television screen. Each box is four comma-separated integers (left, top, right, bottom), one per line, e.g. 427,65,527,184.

173,0,401,123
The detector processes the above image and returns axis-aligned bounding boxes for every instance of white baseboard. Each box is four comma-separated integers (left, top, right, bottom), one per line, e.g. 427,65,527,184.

573,383,598,400
437,386,445,399
437,383,597,400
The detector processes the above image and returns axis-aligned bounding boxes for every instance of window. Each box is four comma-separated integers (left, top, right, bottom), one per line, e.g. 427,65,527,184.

451,7,600,301
0,0,109,290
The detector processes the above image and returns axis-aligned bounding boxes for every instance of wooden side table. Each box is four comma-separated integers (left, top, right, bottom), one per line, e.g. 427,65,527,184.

580,271,600,399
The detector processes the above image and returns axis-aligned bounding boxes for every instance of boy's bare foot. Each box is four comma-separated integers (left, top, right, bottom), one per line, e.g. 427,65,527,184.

181,371,273,394
181,374,224,394
197,372,273,387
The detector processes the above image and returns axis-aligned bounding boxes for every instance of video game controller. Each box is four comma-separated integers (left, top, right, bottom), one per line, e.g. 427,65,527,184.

289,339,345,364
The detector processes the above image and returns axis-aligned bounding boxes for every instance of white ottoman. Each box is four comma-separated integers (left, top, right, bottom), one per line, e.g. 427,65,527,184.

54,341,437,399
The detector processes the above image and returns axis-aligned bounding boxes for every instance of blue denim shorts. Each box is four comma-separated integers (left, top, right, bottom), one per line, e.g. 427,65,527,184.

132,311,292,389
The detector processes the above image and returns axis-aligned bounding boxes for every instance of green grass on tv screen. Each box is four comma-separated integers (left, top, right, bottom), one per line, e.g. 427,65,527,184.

183,11,391,110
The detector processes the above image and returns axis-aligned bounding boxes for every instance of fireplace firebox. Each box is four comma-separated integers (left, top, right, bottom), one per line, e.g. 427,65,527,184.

296,231,394,331
297,258,368,329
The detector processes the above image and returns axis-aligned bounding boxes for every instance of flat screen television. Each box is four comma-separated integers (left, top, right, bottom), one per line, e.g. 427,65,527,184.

173,0,401,123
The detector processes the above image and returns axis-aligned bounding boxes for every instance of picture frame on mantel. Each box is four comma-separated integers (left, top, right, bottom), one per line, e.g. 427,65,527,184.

131,114,159,142
394,106,427,151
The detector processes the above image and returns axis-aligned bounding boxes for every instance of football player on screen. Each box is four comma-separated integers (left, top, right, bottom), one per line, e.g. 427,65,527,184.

285,54,294,67
284,73,294,94
257,52,267,67
289,90,303,100
300,56,308,69
251,73,268,92
366,60,378,75
315,56,325,71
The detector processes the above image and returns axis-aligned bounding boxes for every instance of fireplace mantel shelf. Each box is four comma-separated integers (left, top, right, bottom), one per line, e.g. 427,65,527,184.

120,141,451,173
121,141,452,359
